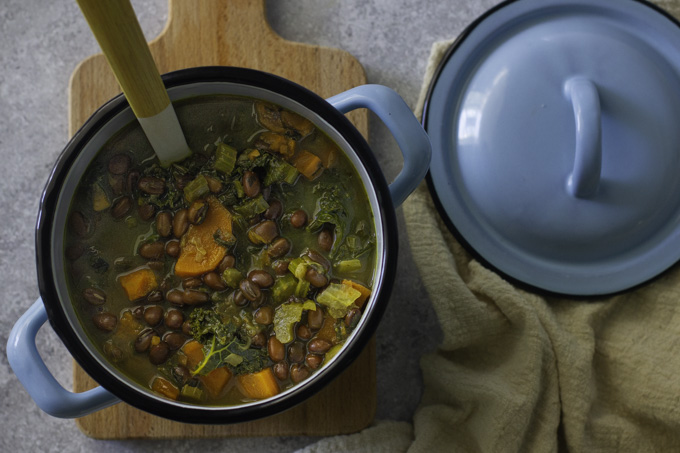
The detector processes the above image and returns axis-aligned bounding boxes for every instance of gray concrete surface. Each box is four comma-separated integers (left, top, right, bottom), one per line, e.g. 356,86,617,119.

0,0,498,451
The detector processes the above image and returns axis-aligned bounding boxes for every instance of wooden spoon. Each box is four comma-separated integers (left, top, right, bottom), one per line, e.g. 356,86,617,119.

76,0,191,166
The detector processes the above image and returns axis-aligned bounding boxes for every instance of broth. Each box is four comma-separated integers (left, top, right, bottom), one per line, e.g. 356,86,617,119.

64,95,376,405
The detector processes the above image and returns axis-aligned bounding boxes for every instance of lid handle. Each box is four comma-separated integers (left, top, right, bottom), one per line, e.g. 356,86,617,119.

564,78,601,198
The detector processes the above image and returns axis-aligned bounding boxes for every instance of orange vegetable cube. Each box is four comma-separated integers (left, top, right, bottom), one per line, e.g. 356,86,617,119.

237,368,280,400
175,196,232,278
118,267,157,301
151,377,179,400
182,340,205,369
291,150,323,180
200,367,232,397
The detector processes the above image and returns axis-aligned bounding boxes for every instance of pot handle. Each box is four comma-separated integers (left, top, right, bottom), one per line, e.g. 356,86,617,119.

327,85,431,207
7,298,120,418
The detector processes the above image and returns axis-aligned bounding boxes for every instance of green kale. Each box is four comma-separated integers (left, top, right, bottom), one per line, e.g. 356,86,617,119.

306,180,351,257
189,308,238,346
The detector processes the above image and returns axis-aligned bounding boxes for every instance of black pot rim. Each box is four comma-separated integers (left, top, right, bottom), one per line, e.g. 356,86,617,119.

36,66,398,424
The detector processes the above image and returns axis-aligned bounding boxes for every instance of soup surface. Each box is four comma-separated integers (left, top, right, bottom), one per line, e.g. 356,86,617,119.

65,95,375,405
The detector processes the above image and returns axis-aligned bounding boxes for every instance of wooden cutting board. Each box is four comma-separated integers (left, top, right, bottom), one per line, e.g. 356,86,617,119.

69,0,374,438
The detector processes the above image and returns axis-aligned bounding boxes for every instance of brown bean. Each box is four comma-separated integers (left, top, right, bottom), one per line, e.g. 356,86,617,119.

69,211,90,237
134,329,154,352
174,173,193,190
242,171,261,198
138,176,165,195
254,306,274,325
248,270,274,288
144,306,164,326
233,290,249,307
110,196,131,219
305,249,331,272
182,320,193,336
344,307,361,328
173,209,189,238
187,200,208,225
317,229,334,252
165,309,184,330
263,199,282,220
297,324,312,340
247,220,278,245
288,342,305,363
239,279,261,302
165,239,180,257
182,277,202,289
290,363,310,383
103,342,124,362
126,170,140,194
218,255,236,273
307,308,323,330
139,241,165,260
149,341,170,365
203,272,226,290
268,336,285,362
308,338,331,353
132,306,145,319
172,366,192,386
182,289,209,305
290,209,308,228
156,211,172,237
272,361,289,381
82,287,106,305
166,289,184,306
305,267,328,288
267,237,291,258
204,175,223,193
273,259,290,275
146,290,163,303
108,173,125,195
163,332,185,350
138,203,156,221
93,312,117,332
252,332,267,348
108,154,131,175
305,353,322,370
147,260,164,271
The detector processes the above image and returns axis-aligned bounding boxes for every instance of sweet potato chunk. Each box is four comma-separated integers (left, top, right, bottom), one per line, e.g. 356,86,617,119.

341,279,371,308
175,196,232,278
152,377,179,400
291,150,324,180
200,367,232,397
237,367,280,400
182,340,204,369
118,267,157,301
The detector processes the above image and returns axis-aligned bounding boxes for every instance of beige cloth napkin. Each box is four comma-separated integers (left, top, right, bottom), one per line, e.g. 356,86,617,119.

299,7,680,451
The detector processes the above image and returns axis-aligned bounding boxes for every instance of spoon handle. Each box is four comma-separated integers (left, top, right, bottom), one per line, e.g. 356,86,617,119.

76,0,191,166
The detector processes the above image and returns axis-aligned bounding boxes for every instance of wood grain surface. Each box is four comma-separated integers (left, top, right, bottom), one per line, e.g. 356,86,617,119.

69,0,374,438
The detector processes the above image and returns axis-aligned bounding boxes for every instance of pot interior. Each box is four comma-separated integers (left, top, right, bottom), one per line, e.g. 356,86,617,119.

46,76,389,416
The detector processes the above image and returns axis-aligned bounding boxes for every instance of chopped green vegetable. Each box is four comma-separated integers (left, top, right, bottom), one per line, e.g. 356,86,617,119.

233,195,269,218
307,182,350,257
273,301,317,343
316,282,361,318
181,384,206,402
183,174,210,203
334,259,362,273
92,183,110,211
189,308,238,346
221,267,243,289
271,274,296,304
214,143,237,174
264,158,299,186
288,257,308,279
295,278,311,298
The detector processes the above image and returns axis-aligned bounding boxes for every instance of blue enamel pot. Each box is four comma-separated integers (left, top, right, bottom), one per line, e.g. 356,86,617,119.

7,67,431,423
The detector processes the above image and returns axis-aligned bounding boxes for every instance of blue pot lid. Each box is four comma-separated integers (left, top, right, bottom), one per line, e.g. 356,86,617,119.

424,0,680,296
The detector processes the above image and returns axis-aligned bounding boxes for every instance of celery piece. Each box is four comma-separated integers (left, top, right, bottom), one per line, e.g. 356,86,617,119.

215,143,237,175
264,158,299,186
181,384,206,402
295,278,311,298
183,174,210,203
288,257,308,280
222,267,243,289
224,353,244,367
92,183,111,211
272,274,296,304
316,282,361,318
233,180,245,199
334,259,362,273
273,300,317,343
233,195,269,218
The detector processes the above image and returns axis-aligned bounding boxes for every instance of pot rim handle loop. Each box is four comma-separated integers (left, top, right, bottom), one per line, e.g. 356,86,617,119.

7,298,120,418
327,85,432,207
